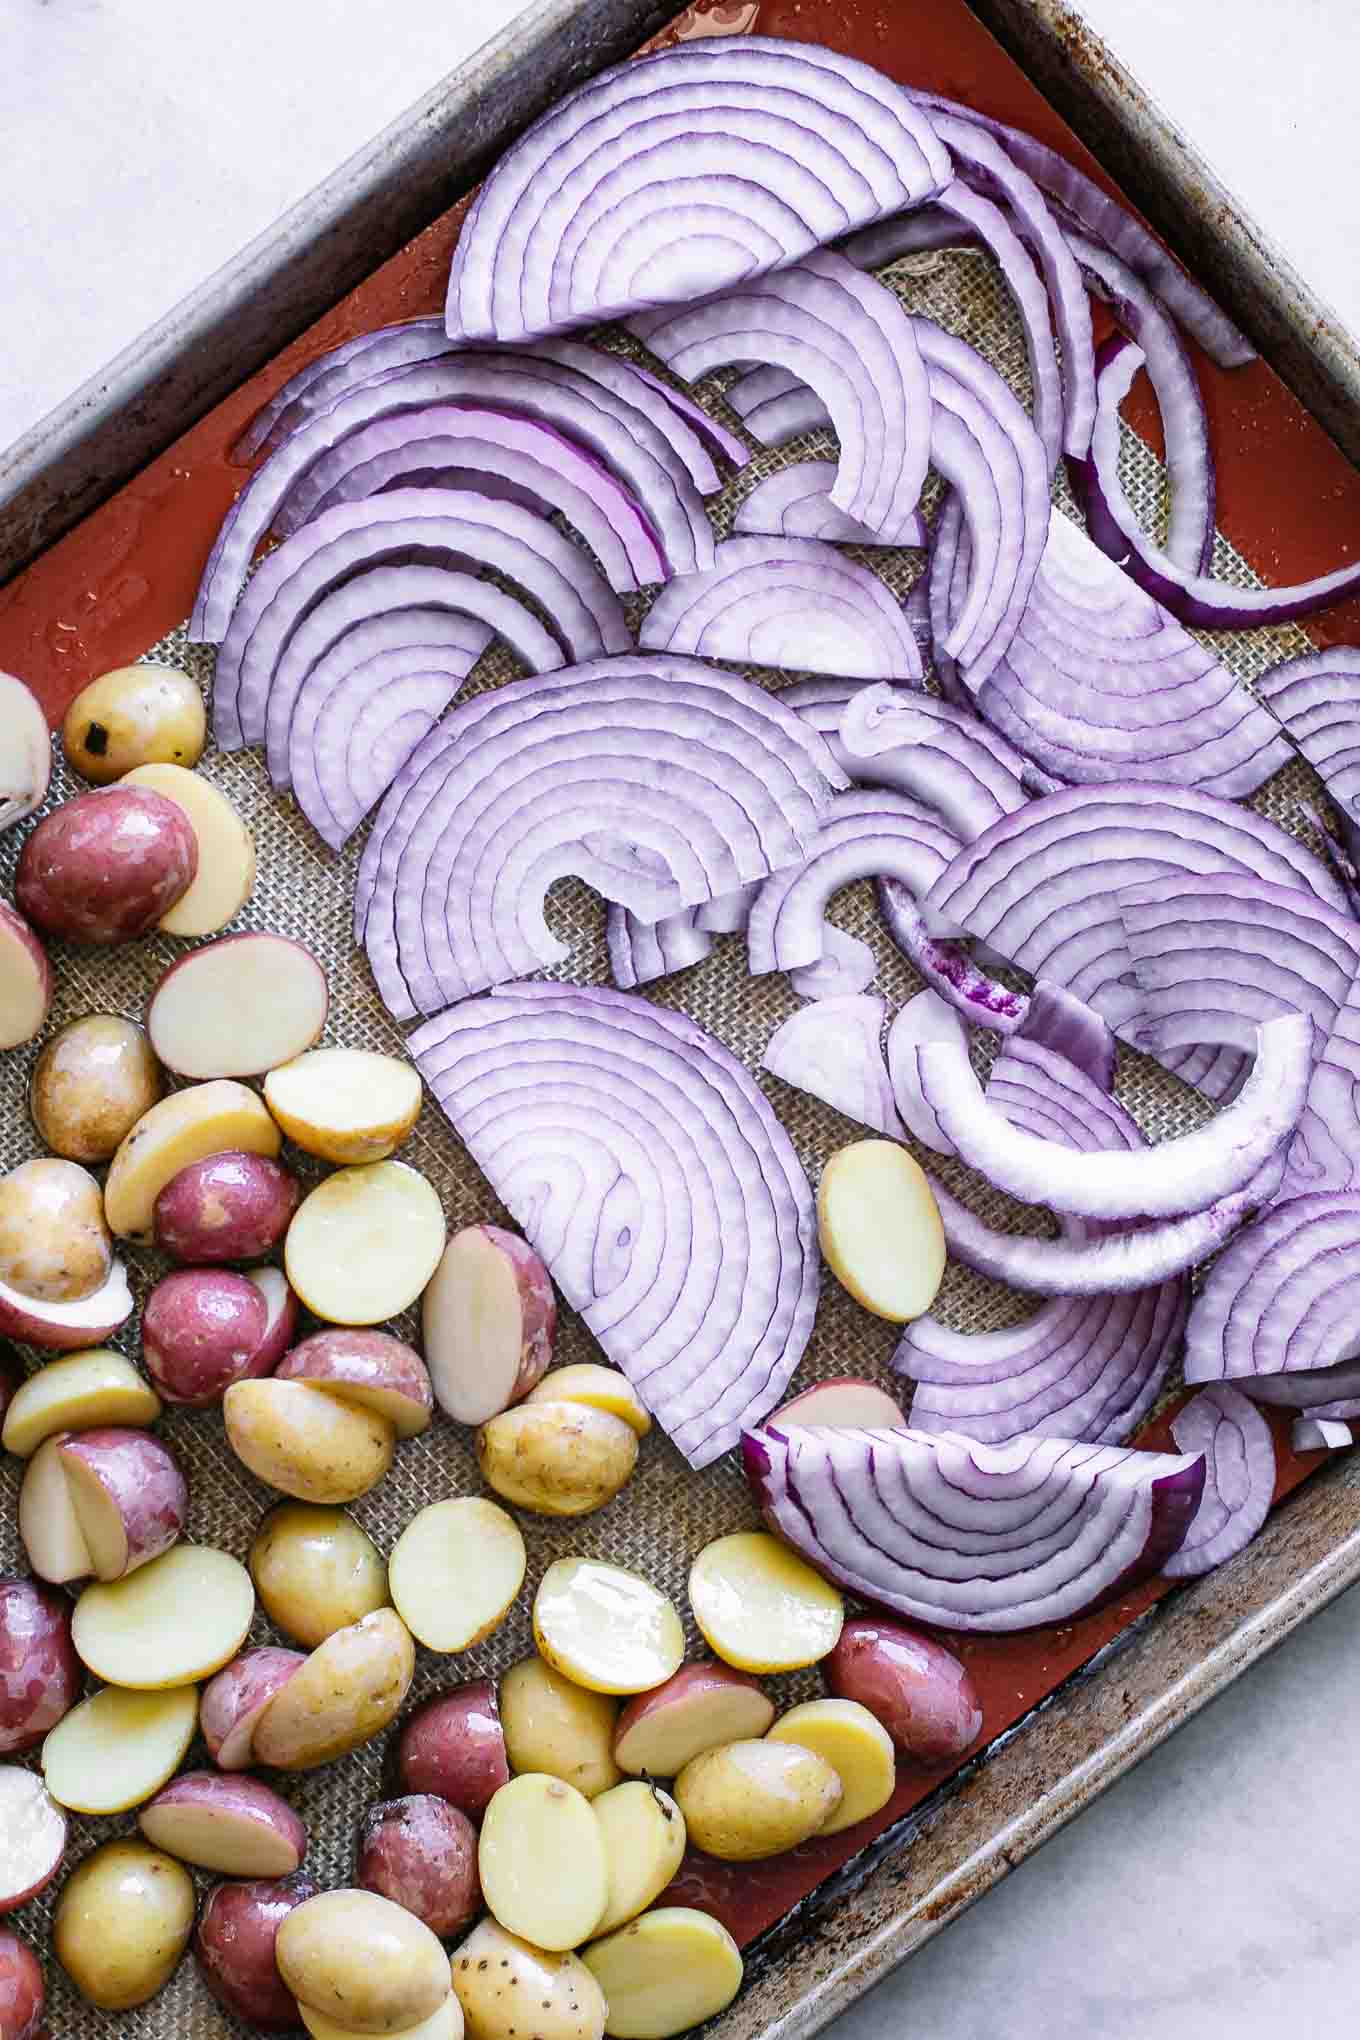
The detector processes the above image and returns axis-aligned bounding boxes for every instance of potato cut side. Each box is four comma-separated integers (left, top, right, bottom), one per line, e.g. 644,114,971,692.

689,1531,843,1673
773,1376,903,1428
527,1365,651,1437
0,902,50,1051
252,1610,415,1771
389,1498,525,1653
613,1664,775,1779
592,1782,687,1934
286,1160,446,1325
0,1764,67,1912
0,671,51,832
103,1079,281,1242
148,932,328,1079
479,1774,609,1950
71,1543,254,1688
499,1656,621,1800
139,1772,307,1875
42,1683,198,1814
123,763,256,936
817,1139,945,1322
423,1224,555,1426
302,1992,464,2040
583,1908,743,2040
18,1435,93,1584
58,1430,185,1581
534,1559,684,1696
265,1047,423,1164
3,1347,160,1458
767,1697,897,1834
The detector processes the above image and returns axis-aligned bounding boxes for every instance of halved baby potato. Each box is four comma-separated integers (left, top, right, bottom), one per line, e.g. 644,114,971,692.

224,1378,395,1505
673,1740,841,1861
499,1656,621,1801
477,1402,637,1518
104,1079,281,1242
278,1887,450,2037
817,1140,945,1322
302,1992,464,2040
71,1543,254,1688
148,932,328,1079
479,1774,609,1951
252,1609,415,1772
527,1365,651,1437
42,1683,199,1815
389,1498,525,1654
264,1047,423,1164
689,1532,843,1674
766,1698,896,1834
592,1782,687,1935
583,1908,743,2040
613,1663,774,1780
122,762,255,935
62,661,205,783
534,1560,684,1697
2,1348,160,1458
19,1434,94,1585
452,1921,605,2040
285,1161,446,1325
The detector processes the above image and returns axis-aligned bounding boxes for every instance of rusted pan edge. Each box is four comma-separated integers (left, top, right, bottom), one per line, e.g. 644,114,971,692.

719,1448,1360,2040
0,0,673,588
968,0,1360,469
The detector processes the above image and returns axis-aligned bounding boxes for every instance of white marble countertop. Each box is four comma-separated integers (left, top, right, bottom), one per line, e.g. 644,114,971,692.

5,3,1360,2034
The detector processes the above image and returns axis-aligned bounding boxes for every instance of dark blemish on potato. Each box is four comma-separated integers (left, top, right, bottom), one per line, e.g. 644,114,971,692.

84,723,109,756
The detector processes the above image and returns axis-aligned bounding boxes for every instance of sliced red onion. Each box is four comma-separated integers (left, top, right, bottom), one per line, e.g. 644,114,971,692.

915,1012,1310,1219
724,365,831,448
1081,337,1360,628
606,904,712,990
886,991,968,1153
360,655,845,1019
629,251,931,542
787,924,878,1001
878,880,1028,1032
522,338,740,496
1016,982,1117,1094
410,983,818,1468
837,681,1029,842
763,994,902,1136
844,204,977,259
447,37,950,341
746,789,957,980
742,1423,1204,1633
232,317,446,461
640,535,924,680
785,671,1031,795
1158,1042,1250,1105
1184,1193,1360,1400
1161,1387,1275,1578
732,462,924,544
695,884,760,935
1292,1416,1354,1451
623,361,751,484
1258,649,1360,859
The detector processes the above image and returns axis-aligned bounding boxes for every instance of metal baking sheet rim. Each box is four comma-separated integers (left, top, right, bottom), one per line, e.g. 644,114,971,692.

6,1,1360,2031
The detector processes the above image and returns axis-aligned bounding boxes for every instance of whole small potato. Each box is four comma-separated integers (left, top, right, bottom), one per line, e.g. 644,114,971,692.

357,1794,481,1936
452,1919,605,2040
0,1927,43,2040
52,1838,194,2010
29,1015,162,1164
397,1678,509,1819
250,1502,388,1648
142,1267,270,1406
63,663,206,783
276,1887,450,2035
0,1160,111,1304
477,1401,637,1517
252,1609,415,1772
674,1739,842,1861
193,1872,319,2032
154,1149,300,1264
824,1618,983,1763
224,1379,396,1505
16,787,197,945
499,1656,621,1800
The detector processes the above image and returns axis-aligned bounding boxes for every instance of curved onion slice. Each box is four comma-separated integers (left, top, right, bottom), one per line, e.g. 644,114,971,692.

788,923,879,1001
630,251,931,541
837,681,1028,842
359,654,845,1018
742,1423,1204,1633
1016,981,1117,1093
746,789,956,980
915,1013,1311,1220
446,37,950,340
1082,338,1360,627
1161,1387,1275,1578
640,535,924,679
410,983,818,1468
732,462,924,543
1293,1415,1354,1451
886,990,968,1153
606,903,712,990
1184,1193,1360,1403
624,361,751,484
1258,648,1360,857
233,317,446,461
1158,1042,1250,1105
763,994,901,1136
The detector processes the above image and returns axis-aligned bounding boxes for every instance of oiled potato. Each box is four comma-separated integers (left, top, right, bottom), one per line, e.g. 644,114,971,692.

63,663,206,783
250,1502,388,1648
252,1609,415,1772
16,787,197,945
689,1531,843,1674
500,1656,621,1800
825,1617,983,1764
390,1498,524,1654
582,1908,742,2040
534,1560,684,1697
767,1698,896,1834
53,1838,194,2010
224,1379,395,1505
104,1078,282,1243
479,1774,608,1949
276,1887,450,2035
452,1919,606,2040
817,1140,945,1322
478,1402,637,1517
30,1015,162,1164
0,1159,111,1304
264,1047,423,1164
674,1740,841,1861
527,1365,651,1437
592,1781,687,1934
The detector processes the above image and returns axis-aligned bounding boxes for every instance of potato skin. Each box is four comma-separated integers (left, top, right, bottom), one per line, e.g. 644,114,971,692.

357,1794,481,1937
397,1678,509,1820
252,1610,415,1772
62,664,206,784
499,1656,621,1800
674,1740,842,1861
56,1426,187,1578
193,1872,319,2032
201,1647,307,1769
0,1578,81,1757
17,787,197,945
452,1919,606,2040
276,1887,450,2035
154,1150,300,1264
30,1015,162,1164
224,1379,396,1504
52,1838,194,2010
0,1927,44,2040
824,1618,983,1763
143,1268,270,1407
250,1503,389,1648
477,1402,637,1517
275,1328,433,1438
0,1160,111,1305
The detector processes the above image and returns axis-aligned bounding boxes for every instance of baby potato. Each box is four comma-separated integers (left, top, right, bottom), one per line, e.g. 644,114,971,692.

0,1159,111,1304
276,1887,450,2036
526,1365,651,1437
17,787,197,946
825,1617,983,1764
479,1774,609,1950
29,1015,162,1164
53,1838,194,2010
250,1502,389,1648
478,1402,637,1517
592,1782,686,1934
390,1498,525,1654
224,1379,395,1505
817,1140,945,1321
264,1046,423,1164
398,1679,509,1820
500,1656,621,1800
252,1609,415,1772
63,662,206,782
689,1532,843,1674
767,1698,896,1834
452,1920,606,2040
674,1740,841,1861
583,1908,742,2040
358,1794,481,1938
302,1994,464,2040
534,1560,684,1697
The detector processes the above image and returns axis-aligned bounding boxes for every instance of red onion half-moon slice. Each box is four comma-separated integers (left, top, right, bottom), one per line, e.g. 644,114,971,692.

1258,648,1360,860
762,994,902,1137
1184,1193,1360,1402
1161,1387,1275,1578
732,462,924,544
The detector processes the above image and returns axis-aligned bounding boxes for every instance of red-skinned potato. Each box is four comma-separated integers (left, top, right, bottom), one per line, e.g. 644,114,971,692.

0,1579,81,1757
139,1770,307,1877
774,1377,904,1428
29,1015,163,1165
55,1429,187,1581
0,672,51,834
423,1224,556,1425
246,1266,299,1372
202,1647,308,1770
825,1618,982,1764
0,1927,43,2040
613,1662,775,1779
142,1267,271,1406
357,1794,481,1936
18,1440,92,1586
397,1679,509,1820
193,1873,320,2032
147,932,328,1079
0,902,51,1053
16,786,197,945
0,1256,132,1353
275,1329,433,1439
0,1768,66,1913
154,1150,300,1264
